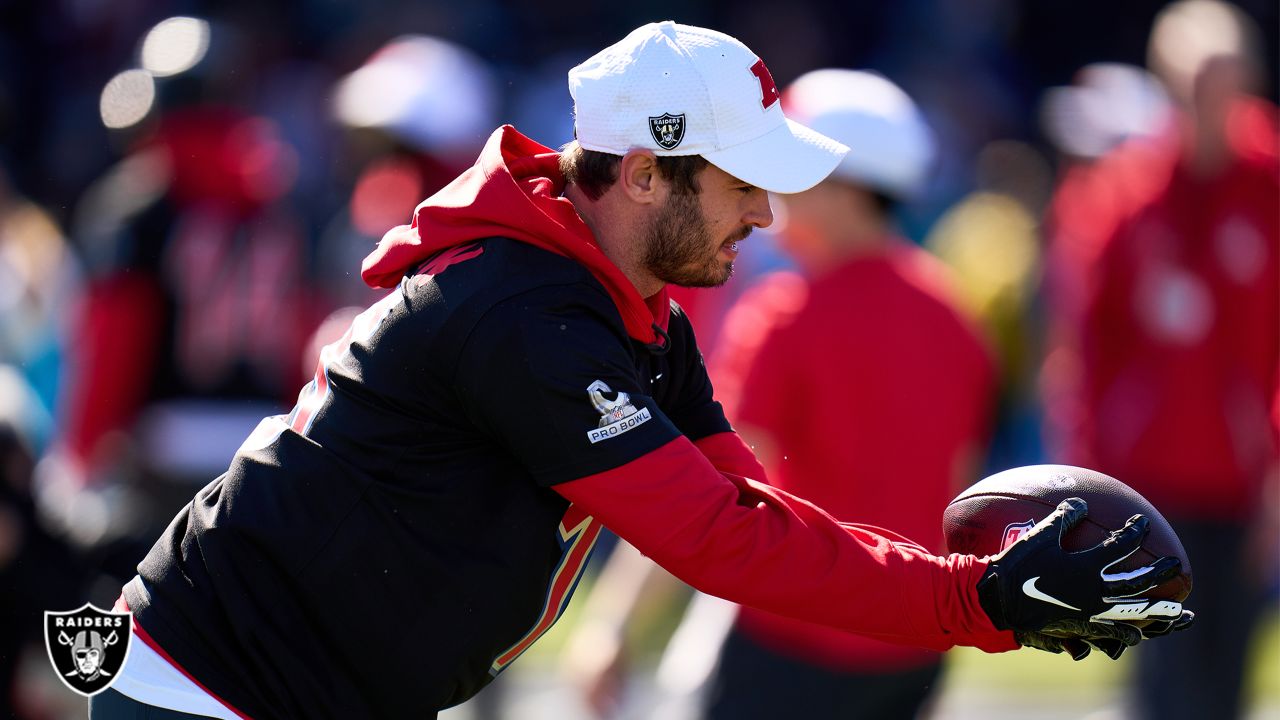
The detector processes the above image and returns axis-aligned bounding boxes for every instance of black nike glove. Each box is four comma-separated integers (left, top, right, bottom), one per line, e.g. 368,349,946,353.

1016,627,1136,660
1016,607,1194,661
976,498,1188,659
1021,605,1195,660
1015,631,1119,661
1138,609,1196,639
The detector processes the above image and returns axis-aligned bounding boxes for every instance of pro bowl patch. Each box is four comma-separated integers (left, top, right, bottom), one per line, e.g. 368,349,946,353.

586,380,652,443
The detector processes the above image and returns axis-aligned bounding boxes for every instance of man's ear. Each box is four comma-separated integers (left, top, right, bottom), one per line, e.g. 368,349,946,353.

617,149,665,206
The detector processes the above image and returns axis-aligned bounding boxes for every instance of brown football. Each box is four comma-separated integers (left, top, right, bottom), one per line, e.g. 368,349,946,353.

944,464,1192,606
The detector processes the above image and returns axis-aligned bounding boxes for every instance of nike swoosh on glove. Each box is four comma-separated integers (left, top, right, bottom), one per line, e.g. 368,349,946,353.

975,498,1192,660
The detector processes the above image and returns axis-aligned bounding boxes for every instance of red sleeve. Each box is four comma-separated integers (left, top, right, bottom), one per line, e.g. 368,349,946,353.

554,436,1017,652
693,431,768,483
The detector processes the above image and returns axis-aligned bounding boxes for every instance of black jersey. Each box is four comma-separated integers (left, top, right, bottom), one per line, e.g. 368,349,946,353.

123,237,730,718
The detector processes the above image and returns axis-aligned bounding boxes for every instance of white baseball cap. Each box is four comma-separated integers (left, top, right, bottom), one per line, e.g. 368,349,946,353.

333,35,498,157
568,21,849,194
783,69,935,199
1040,63,1170,160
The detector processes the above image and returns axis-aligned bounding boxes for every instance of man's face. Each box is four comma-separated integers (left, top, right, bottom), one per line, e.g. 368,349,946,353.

641,163,772,288
76,648,101,675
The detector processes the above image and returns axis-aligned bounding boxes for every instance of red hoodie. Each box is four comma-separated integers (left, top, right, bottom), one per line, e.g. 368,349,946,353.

362,125,669,348
362,125,1015,652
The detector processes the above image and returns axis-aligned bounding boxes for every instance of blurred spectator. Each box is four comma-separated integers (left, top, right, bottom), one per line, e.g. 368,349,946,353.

1039,64,1173,467
702,68,996,720
40,19,325,584
1039,63,1172,165
1042,2,1278,719
320,34,499,307
0,163,91,718
0,167,82,432
563,69,996,720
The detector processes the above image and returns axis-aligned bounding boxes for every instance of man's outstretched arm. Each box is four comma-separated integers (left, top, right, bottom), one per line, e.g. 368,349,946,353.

557,435,1011,651
555,436,1189,655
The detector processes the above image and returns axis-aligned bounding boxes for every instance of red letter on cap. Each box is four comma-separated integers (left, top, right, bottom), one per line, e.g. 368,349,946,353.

750,59,780,109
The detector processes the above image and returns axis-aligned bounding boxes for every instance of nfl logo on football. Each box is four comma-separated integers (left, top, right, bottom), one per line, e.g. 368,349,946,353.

1000,520,1037,552
44,604,133,697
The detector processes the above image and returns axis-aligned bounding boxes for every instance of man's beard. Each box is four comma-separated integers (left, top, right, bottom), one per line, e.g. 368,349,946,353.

641,191,748,288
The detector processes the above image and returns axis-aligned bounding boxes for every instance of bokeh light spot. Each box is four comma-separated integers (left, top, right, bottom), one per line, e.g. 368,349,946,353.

99,70,156,129
140,16,211,77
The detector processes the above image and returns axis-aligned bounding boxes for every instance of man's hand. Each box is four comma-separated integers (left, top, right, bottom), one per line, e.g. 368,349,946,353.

976,498,1193,659
1016,629,1124,661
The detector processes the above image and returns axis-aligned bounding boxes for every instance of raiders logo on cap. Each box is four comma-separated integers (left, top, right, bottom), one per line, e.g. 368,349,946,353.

648,113,686,150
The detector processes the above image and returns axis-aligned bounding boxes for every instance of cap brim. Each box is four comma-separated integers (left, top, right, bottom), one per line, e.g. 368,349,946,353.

702,119,850,194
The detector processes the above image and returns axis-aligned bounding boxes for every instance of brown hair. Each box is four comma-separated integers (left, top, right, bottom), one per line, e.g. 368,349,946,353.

559,141,708,201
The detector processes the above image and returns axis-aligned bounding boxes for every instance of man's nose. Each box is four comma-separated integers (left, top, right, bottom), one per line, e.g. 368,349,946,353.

745,192,774,229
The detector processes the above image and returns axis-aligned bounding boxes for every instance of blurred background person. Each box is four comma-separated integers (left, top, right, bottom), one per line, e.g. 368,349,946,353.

0,168,83,431
0,156,87,719
701,67,997,720
1041,2,1278,719
321,33,499,309
38,15,327,599
1038,61,1174,470
562,69,997,720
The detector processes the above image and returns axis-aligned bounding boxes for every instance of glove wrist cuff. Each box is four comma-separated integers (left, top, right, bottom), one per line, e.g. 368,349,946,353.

976,568,1011,631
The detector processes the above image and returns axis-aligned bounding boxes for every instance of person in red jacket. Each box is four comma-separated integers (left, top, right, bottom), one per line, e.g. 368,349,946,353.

89,22,1187,720
47,103,321,575
1043,2,1276,719
695,68,997,720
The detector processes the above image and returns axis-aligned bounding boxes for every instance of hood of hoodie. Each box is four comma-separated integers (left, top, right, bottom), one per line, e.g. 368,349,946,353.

361,125,669,347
